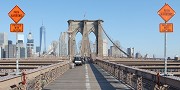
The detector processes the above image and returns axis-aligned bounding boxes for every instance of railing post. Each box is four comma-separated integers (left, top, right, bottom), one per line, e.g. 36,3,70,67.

111,64,114,75
127,73,133,86
137,76,143,90
119,70,124,81
34,75,42,90
41,74,46,89
113,64,116,77
115,66,119,79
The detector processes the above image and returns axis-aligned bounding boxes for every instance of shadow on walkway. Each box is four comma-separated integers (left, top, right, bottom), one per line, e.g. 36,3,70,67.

89,62,132,90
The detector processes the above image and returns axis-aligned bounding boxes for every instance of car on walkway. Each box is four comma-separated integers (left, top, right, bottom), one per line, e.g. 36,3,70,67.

73,57,83,66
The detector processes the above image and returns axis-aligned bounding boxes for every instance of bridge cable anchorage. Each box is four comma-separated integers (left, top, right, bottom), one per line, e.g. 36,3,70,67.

100,25,131,57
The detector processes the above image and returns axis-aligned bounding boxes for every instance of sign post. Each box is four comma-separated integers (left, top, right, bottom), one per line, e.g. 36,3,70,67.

158,3,175,76
8,5,25,75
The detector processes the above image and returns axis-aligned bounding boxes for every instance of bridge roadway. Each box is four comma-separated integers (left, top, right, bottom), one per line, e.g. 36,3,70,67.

43,62,132,90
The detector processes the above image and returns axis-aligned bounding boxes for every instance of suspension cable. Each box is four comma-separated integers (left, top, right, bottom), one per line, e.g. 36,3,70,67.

100,25,130,57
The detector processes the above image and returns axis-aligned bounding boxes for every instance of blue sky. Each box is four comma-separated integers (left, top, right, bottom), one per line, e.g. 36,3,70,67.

0,0,180,58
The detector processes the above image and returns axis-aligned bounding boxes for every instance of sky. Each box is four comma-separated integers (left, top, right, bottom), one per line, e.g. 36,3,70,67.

0,0,180,58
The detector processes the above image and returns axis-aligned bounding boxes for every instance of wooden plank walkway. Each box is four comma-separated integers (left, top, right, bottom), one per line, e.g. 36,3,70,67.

43,62,132,90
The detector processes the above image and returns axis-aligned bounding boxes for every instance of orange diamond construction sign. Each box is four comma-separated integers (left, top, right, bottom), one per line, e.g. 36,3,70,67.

158,3,175,22
8,5,25,23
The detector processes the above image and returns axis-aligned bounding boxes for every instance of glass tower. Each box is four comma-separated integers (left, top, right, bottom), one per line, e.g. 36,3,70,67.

40,24,46,55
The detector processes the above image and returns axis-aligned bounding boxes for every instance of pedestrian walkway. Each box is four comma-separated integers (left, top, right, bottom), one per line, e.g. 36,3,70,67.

43,62,132,90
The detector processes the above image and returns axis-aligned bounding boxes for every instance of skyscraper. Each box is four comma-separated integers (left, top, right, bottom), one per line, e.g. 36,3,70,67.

103,39,108,56
4,40,16,58
136,52,142,58
0,32,8,49
36,46,40,53
40,23,46,55
110,46,115,57
127,48,134,58
59,32,67,57
17,34,25,58
27,32,34,57
19,47,25,58
17,34,24,43
0,47,3,58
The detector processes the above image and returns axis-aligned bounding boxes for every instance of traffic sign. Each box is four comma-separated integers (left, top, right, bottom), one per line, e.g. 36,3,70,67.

8,5,25,23
159,23,173,33
10,23,23,32
158,3,175,22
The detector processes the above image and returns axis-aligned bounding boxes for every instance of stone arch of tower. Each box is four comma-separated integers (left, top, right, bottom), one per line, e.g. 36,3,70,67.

67,20,103,58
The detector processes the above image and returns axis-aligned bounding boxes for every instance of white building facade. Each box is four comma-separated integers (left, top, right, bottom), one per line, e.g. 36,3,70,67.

0,32,8,49
103,39,108,56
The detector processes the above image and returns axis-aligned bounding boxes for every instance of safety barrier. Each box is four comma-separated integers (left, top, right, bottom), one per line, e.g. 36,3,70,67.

95,59,180,90
0,61,70,90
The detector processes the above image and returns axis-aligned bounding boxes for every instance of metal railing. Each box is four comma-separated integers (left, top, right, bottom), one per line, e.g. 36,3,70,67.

0,61,70,90
95,59,180,90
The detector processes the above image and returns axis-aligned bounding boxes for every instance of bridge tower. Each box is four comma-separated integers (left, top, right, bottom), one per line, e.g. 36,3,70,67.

67,20,103,58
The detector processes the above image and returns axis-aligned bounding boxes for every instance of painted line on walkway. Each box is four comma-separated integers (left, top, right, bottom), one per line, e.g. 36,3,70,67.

85,64,91,90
